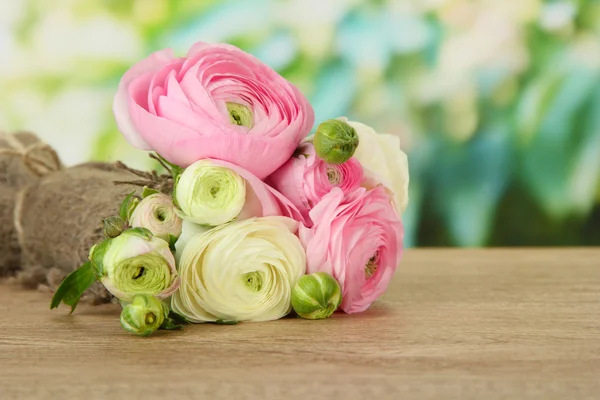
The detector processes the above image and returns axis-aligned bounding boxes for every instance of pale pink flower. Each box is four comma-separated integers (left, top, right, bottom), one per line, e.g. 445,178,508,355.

299,187,403,313
113,42,314,179
267,142,363,226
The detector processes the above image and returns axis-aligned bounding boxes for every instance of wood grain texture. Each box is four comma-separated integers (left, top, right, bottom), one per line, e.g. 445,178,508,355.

0,249,599,400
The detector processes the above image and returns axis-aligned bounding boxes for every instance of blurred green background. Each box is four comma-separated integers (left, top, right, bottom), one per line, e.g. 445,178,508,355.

1,0,599,247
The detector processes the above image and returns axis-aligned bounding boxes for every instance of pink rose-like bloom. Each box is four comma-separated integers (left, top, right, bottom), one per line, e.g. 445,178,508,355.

113,42,314,179
299,187,403,313
267,142,363,226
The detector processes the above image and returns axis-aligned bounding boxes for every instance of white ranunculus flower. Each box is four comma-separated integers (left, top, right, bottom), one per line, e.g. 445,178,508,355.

130,193,182,241
174,220,210,263
171,217,306,323
174,159,246,226
340,118,409,213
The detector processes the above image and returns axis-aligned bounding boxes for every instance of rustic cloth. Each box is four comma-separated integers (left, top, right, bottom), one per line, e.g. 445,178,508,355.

0,131,62,188
0,184,20,276
14,162,140,303
0,132,61,276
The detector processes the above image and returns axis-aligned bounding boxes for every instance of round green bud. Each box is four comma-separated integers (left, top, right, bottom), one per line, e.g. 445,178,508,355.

291,272,342,320
102,216,128,239
120,294,167,336
313,119,359,165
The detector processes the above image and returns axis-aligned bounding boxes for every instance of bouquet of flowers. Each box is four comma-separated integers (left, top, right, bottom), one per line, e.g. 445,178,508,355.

50,42,409,336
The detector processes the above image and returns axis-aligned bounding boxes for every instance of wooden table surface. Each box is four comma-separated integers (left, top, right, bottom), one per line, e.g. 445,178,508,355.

0,249,599,399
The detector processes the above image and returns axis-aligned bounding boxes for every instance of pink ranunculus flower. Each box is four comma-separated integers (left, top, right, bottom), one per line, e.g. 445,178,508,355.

267,142,363,226
209,159,306,224
299,186,403,313
113,42,315,179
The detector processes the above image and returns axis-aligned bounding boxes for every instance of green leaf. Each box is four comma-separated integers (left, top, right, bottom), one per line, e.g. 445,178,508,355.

171,174,182,210
167,311,189,325
158,311,188,330
214,319,238,325
89,239,112,276
50,262,98,314
155,153,184,180
142,186,159,198
171,165,184,180
126,227,153,240
119,191,134,221
168,234,178,252
119,191,139,222
160,317,184,331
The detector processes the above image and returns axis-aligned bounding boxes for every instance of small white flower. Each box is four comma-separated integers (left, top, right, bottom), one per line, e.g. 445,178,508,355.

130,193,182,240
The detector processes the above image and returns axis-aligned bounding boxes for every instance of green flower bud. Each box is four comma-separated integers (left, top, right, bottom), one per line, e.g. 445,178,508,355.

291,272,342,320
120,294,167,336
226,102,254,128
313,119,359,165
102,216,128,238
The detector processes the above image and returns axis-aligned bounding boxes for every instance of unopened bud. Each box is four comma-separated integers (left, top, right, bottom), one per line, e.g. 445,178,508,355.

102,216,127,238
291,272,342,320
313,119,359,165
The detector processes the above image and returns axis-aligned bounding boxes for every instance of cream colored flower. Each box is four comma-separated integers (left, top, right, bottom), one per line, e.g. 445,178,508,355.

174,159,247,226
171,217,306,322
174,220,210,262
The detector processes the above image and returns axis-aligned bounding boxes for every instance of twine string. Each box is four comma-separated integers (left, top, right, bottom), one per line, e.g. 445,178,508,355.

0,132,62,177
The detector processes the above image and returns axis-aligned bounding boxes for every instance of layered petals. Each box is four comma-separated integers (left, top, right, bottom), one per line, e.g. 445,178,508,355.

114,43,314,179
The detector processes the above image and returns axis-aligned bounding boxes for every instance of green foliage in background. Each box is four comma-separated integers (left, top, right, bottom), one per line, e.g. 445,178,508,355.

1,0,600,247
